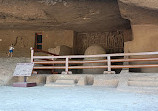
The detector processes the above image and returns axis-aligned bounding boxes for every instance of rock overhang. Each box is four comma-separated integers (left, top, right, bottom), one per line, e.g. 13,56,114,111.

0,0,130,32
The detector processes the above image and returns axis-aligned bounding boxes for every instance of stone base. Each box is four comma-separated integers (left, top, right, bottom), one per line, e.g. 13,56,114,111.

103,71,115,74
61,71,72,74
13,82,37,87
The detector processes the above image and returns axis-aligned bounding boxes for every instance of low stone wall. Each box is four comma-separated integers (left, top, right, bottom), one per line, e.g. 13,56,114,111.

44,74,123,87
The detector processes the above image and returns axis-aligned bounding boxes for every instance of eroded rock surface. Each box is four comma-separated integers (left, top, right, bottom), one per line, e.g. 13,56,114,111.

0,0,130,32
119,0,158,25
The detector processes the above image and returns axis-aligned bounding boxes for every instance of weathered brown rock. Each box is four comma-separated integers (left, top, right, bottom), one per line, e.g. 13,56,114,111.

0,0,130,32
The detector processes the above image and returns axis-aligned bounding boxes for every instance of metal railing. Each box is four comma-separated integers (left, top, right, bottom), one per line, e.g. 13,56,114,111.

30,47,158,74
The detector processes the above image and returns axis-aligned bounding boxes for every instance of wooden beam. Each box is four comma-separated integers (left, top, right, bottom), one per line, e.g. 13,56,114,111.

68,66,107,69
33,66,65,69
111,58,158,62
111,64,158,69
33,51,158,59
34,61,66,64
33,57,158,65
33,64,158,70
33,60,107,64
69,64,158,69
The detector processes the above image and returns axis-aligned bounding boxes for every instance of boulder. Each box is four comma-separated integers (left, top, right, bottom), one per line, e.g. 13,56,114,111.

83,45,106,74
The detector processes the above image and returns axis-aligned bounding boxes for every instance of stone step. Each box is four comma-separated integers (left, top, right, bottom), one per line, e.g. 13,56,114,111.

45,79,76,87
129,77,158,81
55,79,75,84
93,79,119,88
128,81,158,87
45,83,76,87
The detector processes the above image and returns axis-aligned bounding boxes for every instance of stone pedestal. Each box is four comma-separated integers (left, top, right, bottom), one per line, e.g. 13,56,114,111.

13,82,37,87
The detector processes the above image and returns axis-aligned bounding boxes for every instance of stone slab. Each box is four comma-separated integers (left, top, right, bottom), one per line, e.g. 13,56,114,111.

128,81,158,87
93,79,119,87
45,83,75,87
55,79,75,84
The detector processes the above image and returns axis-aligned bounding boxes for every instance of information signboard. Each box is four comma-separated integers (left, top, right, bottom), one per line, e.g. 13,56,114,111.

13,63,34,76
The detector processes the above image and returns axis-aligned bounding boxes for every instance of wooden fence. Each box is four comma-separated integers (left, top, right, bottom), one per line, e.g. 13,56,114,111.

30,47,158,74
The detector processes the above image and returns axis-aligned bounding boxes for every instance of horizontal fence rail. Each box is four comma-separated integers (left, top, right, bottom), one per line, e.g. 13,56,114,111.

30,47,158,74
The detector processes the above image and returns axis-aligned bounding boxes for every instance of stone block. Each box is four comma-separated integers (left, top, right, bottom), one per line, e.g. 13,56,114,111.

86,75,94,85
93,79,119,87
77,78,86,86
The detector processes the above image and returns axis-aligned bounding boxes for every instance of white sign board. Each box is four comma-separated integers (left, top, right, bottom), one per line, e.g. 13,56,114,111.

13,63,34,76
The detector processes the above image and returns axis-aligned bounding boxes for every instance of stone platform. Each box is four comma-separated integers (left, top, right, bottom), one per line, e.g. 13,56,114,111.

11,70,158,93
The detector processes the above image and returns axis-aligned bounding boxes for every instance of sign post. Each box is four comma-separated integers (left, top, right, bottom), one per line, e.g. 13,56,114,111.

13,63,37,87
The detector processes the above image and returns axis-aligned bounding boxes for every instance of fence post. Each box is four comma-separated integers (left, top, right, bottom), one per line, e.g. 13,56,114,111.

52,55,54,61
65,57,69,74
103,55,115,74
30,47,34,63
107,56,111,72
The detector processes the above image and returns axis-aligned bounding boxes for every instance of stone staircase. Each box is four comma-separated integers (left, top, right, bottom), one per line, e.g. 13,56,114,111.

45,79,76,87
